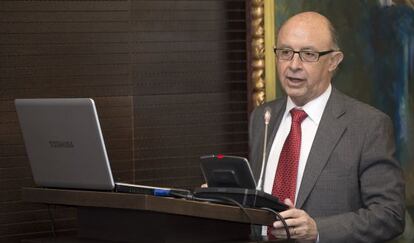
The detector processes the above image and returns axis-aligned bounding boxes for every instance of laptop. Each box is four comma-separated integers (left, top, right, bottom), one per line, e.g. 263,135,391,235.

15,98,188,196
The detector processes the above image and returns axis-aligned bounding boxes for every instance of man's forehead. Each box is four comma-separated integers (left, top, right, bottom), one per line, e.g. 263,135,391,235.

277,44,319,51
282,12,330,29
277,17,332,48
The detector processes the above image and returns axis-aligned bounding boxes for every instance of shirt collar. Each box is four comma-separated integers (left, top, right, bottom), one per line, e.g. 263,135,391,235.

285,84,332,125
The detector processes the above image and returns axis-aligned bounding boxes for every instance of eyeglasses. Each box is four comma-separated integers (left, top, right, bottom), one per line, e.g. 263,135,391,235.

273,48,337,62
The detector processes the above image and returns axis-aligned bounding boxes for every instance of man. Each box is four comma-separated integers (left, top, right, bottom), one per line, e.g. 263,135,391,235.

249,12,405,242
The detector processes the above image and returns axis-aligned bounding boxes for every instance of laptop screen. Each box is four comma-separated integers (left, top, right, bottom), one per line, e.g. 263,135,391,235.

15,98,115,191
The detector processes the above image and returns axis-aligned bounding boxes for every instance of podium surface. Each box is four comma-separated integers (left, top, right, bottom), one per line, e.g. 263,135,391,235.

22,187,280,243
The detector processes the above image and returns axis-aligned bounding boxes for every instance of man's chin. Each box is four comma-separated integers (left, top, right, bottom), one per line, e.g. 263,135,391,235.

284,86,306,97
284,89,308,105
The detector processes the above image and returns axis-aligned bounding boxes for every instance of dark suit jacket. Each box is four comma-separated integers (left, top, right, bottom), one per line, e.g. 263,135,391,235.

249,88,405,242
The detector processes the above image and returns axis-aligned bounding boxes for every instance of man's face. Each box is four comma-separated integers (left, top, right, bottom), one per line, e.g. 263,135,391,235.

276,17,342,106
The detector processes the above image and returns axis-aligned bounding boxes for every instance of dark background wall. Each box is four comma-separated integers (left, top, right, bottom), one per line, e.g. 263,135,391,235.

0,1,248,242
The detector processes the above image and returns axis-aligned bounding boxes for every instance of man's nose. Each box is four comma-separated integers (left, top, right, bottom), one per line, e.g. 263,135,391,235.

288,53,303,70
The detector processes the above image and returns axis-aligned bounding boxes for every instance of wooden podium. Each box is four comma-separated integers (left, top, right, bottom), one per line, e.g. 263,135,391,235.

22,187,285,243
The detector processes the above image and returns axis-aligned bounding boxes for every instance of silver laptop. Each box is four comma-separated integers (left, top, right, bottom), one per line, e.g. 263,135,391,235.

15,98,190,195
15,98,116,190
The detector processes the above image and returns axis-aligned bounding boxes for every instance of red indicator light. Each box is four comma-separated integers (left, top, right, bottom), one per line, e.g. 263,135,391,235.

217,154,224,159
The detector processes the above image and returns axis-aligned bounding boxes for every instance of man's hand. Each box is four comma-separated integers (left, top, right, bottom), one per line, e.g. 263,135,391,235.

270,199,318,242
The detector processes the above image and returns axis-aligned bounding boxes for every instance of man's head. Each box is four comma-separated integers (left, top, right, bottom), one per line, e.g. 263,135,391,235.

275,11,343,106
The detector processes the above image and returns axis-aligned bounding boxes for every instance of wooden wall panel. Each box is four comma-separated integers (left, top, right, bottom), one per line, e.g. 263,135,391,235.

0,0,247,242
130,0,247,188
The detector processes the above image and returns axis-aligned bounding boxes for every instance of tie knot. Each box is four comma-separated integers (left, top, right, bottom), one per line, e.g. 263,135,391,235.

290,108,307,123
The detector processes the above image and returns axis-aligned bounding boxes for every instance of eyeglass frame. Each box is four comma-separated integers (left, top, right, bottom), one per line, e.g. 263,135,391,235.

273,47,339,62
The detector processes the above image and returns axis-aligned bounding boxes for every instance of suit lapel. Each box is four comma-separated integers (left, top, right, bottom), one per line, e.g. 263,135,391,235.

266,98,287,163
251,99,285,183
295,89,348,209
250,99,286,180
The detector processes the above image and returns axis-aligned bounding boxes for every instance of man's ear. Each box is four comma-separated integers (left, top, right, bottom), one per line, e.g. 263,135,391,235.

328,51,344,72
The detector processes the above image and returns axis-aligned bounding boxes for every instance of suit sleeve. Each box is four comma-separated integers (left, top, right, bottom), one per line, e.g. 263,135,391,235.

315,114,405,242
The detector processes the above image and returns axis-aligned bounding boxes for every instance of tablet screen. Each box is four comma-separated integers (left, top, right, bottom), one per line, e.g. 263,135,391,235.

200,154,256,189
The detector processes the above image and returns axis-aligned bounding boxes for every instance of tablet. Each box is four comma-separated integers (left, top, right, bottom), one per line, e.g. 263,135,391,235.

200,154,256,189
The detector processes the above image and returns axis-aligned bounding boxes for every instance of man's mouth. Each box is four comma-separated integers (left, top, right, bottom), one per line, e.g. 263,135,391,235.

286,76,305,83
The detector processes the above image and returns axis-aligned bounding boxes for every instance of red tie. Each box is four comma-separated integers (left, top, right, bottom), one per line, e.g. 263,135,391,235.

268,108,307,239
272,108,308,204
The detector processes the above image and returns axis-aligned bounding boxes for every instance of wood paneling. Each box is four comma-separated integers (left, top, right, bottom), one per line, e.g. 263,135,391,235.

0,0,247,242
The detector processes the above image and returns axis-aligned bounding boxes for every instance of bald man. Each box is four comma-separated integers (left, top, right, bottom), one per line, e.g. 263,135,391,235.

249,12,405,242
